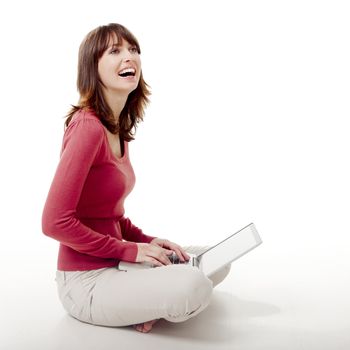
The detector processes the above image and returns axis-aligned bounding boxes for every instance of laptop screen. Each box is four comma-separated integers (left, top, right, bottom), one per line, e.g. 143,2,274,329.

198,223,262,276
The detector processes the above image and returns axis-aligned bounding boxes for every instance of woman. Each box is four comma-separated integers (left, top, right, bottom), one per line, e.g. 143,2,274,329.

42,23,231,333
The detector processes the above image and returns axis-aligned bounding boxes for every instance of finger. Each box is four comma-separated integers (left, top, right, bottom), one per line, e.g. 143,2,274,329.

183,250,191,260
155,239,169,248
166,243,190,262
149,246,172,266
148,257,163,267
159,249,173,265
161,240,176,251
161,251,173,265
165,249,174,255
144,247,162,266
173,248,187,262
176,245,191,260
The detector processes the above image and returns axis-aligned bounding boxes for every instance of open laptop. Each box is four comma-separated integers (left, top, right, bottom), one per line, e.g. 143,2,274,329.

117,223,262,276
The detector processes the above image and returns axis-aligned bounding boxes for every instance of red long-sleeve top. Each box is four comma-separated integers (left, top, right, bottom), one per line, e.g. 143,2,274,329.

41,109,156,271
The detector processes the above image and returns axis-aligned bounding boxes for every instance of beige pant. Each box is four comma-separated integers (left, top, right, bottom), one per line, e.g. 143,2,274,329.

55,245,231,327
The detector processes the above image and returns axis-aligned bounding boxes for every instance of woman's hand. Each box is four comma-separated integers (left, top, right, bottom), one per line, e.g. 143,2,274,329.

150,238,191,263
135,243,174,267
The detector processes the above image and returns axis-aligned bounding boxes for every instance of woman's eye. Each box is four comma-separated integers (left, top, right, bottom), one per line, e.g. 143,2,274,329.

110,49,120,54
130,47,138,53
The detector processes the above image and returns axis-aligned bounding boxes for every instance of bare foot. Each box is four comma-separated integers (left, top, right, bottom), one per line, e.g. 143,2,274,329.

133,319,159,333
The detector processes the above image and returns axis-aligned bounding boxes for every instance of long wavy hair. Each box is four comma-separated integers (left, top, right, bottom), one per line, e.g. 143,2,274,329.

64,23,151,141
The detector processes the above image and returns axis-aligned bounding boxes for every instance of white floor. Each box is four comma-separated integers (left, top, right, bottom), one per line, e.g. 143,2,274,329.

2,242,349,350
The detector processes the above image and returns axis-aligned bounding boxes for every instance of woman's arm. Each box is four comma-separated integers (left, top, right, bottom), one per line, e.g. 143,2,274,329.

119,216,157,243
41,117,139,262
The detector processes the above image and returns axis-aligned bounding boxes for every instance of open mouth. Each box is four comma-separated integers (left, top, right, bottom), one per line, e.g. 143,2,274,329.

118,68,136,77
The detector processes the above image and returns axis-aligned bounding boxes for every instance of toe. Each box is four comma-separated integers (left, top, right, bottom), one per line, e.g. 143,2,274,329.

143,323,153,332
133,324,144,332
133,319,159,333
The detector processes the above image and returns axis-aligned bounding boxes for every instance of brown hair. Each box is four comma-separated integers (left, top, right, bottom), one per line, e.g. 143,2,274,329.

64,23,151,141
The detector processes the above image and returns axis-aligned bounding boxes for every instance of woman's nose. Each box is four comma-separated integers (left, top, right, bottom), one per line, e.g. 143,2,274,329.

122,49,132,61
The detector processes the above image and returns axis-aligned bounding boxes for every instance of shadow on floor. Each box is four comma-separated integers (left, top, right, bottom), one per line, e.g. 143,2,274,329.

149,291,280,342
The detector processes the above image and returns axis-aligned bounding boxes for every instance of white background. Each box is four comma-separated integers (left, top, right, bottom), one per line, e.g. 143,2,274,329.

0,0,349,349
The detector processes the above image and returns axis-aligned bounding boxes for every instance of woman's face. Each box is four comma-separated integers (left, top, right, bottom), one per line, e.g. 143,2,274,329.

98,34,141,96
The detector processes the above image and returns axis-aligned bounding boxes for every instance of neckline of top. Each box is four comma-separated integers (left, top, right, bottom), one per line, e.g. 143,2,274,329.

101,126,127,163
71,109,127,163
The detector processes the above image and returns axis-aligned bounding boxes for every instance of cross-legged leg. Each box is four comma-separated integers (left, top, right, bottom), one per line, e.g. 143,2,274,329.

55,264,213,331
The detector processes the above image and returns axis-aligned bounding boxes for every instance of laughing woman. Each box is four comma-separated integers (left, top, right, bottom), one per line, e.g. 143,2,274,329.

41,23,231,333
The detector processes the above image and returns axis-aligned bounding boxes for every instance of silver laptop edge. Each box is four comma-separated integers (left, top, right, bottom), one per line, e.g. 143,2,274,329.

192,223,262,276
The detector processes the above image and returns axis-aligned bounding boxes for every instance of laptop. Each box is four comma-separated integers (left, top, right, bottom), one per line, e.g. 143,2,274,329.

117,223,262,276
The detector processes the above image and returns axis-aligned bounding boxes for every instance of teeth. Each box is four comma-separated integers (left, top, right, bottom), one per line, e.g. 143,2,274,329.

119,67,135,75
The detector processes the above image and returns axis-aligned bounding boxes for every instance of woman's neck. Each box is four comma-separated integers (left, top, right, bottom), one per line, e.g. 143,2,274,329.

103,89,129,123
